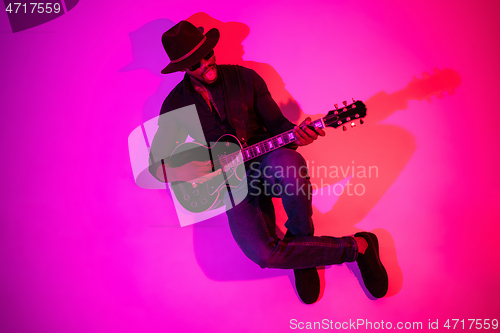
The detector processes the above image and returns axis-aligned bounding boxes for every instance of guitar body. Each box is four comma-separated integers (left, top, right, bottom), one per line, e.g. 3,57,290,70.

170,134,246,213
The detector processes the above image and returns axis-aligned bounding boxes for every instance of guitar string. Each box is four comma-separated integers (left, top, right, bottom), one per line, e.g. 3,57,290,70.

205,105,364,173
208,132,292,172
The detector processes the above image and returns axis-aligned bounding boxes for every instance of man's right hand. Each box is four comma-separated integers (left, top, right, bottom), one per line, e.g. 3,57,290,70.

156,160,215,183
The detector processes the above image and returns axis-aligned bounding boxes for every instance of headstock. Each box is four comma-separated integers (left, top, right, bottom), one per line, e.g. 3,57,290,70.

324,99,367,131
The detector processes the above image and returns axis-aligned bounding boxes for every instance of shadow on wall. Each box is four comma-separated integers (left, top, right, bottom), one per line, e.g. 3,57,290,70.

120,18,184,123
124,13,461,299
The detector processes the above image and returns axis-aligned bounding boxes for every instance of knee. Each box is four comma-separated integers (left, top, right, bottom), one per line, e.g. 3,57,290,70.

268,149,309,180
254,255,272,269
274,149,307,167
245,238,279,269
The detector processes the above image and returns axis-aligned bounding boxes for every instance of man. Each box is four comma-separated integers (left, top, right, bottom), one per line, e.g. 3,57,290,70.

149,20,388,303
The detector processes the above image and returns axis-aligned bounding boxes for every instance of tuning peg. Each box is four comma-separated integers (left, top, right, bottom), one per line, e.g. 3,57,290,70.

360,119,364,124
350,122,356,128
343,126,347,131
334,104,339,109
343,101,347,106
352,97,356,103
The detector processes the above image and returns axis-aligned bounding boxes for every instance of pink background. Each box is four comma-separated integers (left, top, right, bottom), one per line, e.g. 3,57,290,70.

1,0,499,332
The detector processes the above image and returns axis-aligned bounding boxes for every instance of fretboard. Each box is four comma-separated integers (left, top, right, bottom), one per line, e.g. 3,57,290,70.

222,118,325,171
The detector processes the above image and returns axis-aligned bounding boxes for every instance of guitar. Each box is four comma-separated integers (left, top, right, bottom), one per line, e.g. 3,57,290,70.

168,100,367,213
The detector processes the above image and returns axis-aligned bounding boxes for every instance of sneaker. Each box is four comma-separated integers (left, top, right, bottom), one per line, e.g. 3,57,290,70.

294,267,320,304
355,232,388,298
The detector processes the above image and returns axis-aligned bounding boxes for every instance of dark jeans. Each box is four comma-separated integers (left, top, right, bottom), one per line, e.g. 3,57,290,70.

224,148,358,269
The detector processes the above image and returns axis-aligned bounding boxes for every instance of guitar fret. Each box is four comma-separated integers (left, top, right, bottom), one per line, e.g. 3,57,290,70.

270,137,276,148
312,119,324,129
282,131,290,144
260,142,266,154
276,137,283,150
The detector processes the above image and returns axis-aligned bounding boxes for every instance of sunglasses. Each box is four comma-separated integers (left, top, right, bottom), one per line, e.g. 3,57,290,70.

188,50,214,72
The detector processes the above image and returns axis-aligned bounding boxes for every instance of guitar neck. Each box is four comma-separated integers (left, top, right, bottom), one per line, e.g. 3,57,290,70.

224,117,326,168
220,100,366,171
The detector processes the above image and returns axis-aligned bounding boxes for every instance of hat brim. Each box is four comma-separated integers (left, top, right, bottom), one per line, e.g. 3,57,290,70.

161,28,219,74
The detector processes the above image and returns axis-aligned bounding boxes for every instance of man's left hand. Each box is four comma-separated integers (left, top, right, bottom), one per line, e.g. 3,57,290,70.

292,117,326,146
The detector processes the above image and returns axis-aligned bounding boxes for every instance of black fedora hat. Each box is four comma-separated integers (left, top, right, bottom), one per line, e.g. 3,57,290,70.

161,21,219,74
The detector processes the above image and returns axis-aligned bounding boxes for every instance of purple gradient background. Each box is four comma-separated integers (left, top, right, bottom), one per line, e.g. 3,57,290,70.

1,1,500,332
